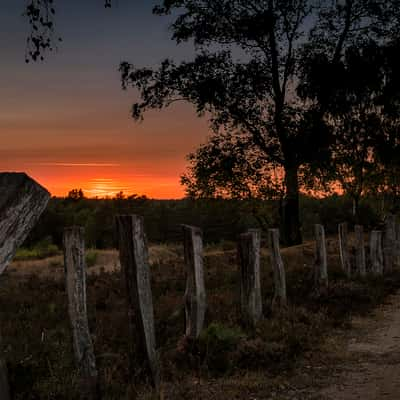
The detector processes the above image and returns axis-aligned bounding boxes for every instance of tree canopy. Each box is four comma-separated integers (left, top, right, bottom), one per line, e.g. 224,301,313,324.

23,0,400,244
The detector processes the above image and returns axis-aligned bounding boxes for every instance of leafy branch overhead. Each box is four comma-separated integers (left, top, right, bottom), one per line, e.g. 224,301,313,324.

24,0,113,62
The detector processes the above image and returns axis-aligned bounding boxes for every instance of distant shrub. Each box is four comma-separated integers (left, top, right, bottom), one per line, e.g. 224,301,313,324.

85,250,98,268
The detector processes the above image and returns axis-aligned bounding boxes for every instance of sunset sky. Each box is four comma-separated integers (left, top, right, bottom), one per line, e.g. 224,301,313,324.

1,1,209,198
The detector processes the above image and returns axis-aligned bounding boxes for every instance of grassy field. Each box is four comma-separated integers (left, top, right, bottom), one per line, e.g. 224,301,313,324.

1,239,400,399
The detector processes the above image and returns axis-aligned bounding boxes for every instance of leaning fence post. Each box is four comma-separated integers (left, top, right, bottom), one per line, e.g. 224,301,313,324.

383,214,396,273
237,229,263,327
268,229,287,308
182,225,206,339
354,225,366,277
314,224,328,287
116,215,159,390
63,227,99,400
370,230,384,275
338,222,351,277
0,173,50,400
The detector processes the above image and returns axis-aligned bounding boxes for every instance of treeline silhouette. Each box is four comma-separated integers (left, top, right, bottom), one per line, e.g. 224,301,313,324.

22,190,386,250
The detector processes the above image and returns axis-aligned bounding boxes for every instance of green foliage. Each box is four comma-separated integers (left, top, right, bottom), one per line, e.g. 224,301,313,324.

85,249,98,268
198,323,245,375
15,238,59,261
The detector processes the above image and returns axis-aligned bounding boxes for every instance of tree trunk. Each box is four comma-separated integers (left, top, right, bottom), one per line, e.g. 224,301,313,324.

282,164,302,246
352,196,360,224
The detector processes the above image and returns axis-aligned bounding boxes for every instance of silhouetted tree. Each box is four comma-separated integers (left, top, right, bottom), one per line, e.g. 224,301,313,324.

67,188,85,201
302,32,400,219
24,0,400,243
119,0,397,244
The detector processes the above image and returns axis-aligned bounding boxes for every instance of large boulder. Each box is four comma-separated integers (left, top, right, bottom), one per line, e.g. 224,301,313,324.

0,172,50,274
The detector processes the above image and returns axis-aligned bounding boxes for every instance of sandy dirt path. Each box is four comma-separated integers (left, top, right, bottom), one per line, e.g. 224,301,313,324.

314,292,400,400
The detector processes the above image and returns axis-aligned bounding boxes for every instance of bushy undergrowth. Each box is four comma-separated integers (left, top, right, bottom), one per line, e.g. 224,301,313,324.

1,247,400,399
85,249,98,268
14,238,59,261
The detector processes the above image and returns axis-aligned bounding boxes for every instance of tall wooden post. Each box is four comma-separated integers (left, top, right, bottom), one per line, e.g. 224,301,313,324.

396,223,400,268
0,172,50,400
238,229,262,327
63,227,99,400
268,229,287,308
182,225,206,338
0,333,10,400
354,225,366,277
338,222,351,277
370,230,383,275
314,224,328,287
383,214,396,273
116,215,159,390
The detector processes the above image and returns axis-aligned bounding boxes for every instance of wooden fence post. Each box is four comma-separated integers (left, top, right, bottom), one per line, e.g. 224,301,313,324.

354,225,366,277
0,333,10,400
268,229,287,308
370,230,383,275
383,214,396,273
314,224,328,287
0,173,50,400
396,223,400,268
116,215,159,390
338,222,351,277
63,227,99,400
237,229,262,327
182,225,206,339
0,173,50,275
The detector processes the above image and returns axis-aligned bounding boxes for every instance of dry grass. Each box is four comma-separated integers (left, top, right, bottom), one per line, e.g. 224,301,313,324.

1,239,400,399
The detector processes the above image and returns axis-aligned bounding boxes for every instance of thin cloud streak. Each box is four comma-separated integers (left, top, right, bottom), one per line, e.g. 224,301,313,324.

34,162,121,167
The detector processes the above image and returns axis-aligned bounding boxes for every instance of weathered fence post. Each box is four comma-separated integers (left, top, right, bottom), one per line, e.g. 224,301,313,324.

0,173,50,274
182,225,206,338
338,222,351,277
314,224,328,287
237,229,262,327
383,214,396,273
116,215,159,390
0,333,10,400
370,230,384,275
354,225,366,277
396,223,400,268
268,229,287,308
0,172,50,400
63,227,99,400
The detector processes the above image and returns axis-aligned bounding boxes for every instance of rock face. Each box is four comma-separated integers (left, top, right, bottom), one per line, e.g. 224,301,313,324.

0,172,50,274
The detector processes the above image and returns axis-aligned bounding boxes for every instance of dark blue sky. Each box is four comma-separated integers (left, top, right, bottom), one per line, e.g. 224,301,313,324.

0,1,208,198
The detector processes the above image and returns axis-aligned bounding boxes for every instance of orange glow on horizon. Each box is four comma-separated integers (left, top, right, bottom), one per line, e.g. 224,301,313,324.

2,163,187,199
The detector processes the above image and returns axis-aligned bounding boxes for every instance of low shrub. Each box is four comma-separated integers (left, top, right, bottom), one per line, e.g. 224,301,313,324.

14,239,59,261
198,323,245,375
85,250,98,268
